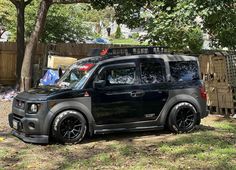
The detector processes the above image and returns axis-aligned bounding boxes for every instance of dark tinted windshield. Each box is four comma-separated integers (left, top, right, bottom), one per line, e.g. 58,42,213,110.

57,63,96,89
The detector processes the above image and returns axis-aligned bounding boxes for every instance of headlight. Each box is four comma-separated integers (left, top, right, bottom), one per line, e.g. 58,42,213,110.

29,104,39,113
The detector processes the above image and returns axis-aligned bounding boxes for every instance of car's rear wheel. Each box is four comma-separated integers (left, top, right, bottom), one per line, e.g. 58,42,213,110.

168,102,197,133
52,110,87,144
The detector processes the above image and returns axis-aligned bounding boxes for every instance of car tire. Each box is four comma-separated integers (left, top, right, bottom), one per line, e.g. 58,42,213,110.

168,102,197,133
52,110,87,144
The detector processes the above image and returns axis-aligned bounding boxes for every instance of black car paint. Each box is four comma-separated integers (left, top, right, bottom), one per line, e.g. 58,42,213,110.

8,55,208,144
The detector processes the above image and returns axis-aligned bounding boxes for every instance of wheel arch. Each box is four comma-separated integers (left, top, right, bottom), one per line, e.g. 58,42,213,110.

159,94,201,125
44,101,95,136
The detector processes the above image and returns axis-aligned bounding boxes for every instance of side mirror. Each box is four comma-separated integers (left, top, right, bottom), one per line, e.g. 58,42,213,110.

93,80,106,89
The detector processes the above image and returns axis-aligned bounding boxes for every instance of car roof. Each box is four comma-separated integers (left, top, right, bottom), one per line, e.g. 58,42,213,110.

97,54,198,65
77,47,198,66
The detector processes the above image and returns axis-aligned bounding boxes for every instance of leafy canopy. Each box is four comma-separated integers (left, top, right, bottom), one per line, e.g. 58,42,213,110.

0,1,101,42
1,0,235,50
0,0,16,38
196,0,236,50
91,0,235,50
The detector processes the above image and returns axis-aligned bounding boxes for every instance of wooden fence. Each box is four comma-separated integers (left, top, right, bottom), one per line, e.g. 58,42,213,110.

0,43,17,85
0,42,127,85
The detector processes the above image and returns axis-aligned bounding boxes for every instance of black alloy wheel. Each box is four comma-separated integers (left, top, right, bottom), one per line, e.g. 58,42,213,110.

168,102,197,133
176,108,195,131
60,116,82,140
52,110,87,144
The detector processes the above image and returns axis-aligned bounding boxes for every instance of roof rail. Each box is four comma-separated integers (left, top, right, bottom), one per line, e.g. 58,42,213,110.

105,46,168,56
88,46,169,57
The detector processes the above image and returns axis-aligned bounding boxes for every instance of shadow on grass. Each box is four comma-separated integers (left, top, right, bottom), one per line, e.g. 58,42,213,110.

44,124,216,146
55,125,235,169
0,123,217,147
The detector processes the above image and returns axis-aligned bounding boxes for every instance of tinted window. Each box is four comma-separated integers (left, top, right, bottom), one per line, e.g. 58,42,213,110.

141,61,165,84
169,61,199,81
99,66,136,86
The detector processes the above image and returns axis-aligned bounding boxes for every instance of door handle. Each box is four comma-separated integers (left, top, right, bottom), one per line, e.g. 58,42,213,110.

130,91,145,97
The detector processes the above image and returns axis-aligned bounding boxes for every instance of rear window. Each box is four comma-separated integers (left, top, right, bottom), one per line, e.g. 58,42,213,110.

169,61,199,81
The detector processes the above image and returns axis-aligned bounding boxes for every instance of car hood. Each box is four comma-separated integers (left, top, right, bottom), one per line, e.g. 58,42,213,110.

15,86,75,101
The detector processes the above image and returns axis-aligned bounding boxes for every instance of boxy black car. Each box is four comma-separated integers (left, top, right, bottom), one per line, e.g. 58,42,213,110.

8,47,208,144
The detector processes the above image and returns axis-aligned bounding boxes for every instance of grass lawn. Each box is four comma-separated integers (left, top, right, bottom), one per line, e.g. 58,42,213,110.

111,38,148,45
0,102,236,169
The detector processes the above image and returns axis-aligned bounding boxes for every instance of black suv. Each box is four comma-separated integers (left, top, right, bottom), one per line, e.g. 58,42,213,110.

9,47,208,144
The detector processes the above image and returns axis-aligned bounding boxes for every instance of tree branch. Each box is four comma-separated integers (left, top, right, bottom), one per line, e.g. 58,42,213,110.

25,0,33,6
52,0,90,4
9,0,18,6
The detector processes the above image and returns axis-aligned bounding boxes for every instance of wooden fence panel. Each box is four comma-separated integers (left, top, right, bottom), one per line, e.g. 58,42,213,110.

0,51,16,85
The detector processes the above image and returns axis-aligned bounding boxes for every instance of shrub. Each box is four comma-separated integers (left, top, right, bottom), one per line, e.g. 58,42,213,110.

187,28,204,54
115,25,122,39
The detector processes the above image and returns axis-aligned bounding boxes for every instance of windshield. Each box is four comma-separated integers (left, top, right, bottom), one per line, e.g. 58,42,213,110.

57,63,96,89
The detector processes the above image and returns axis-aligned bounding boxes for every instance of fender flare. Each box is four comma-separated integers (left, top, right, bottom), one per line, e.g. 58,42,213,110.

159,94,201,125
44,101,95,135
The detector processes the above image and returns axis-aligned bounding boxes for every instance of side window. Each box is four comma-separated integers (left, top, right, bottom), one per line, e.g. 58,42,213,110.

169,61,199,81
141,61,165,84
98,66,136,86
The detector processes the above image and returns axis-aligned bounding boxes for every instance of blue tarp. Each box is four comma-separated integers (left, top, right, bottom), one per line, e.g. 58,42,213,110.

40,69,59,86
94,38,110,44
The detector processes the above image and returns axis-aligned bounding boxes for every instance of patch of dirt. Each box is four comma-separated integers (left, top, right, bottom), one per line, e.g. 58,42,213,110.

0,101,12,133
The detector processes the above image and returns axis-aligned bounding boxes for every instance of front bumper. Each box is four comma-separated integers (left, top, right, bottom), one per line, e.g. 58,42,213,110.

8,113,49,144
12,130,49,144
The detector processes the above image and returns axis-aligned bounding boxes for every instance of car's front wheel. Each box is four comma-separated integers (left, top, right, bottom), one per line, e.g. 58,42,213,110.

52,110,87,144
168,102,197,133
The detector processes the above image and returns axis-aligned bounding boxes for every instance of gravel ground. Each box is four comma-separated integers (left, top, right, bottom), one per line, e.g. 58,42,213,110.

0,101,12,133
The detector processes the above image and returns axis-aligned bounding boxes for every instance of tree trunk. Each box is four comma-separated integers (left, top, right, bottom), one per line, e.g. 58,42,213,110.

16,2,25,88
21,0,52,91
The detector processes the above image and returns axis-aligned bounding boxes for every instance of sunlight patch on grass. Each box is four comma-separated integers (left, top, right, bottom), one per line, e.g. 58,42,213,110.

213,121,236,133
0,149,8,158
119,145,136,156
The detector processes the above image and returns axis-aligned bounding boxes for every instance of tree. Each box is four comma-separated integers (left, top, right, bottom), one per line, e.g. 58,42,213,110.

196,0,236,50
21,0,90,91
21,0,51,91
188,28,203,53
136,0,203,52
115,25,122,39
92,0,235,51
91,0,204,51
42,4,91,43
9,0,33,86
78,4,115,36
1,1,92,43
0,0,15,39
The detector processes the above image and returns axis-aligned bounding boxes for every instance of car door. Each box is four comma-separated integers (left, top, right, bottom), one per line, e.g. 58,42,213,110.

91,61,145,125
138,58,169,120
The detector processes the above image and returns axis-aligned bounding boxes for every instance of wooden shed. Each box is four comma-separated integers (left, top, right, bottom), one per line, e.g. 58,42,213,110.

199,51,236,116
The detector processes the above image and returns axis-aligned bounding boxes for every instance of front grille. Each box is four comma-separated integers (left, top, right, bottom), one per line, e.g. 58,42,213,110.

13,113,23,121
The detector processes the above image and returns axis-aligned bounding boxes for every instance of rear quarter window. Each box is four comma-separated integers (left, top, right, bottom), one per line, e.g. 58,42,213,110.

169,61,199,81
